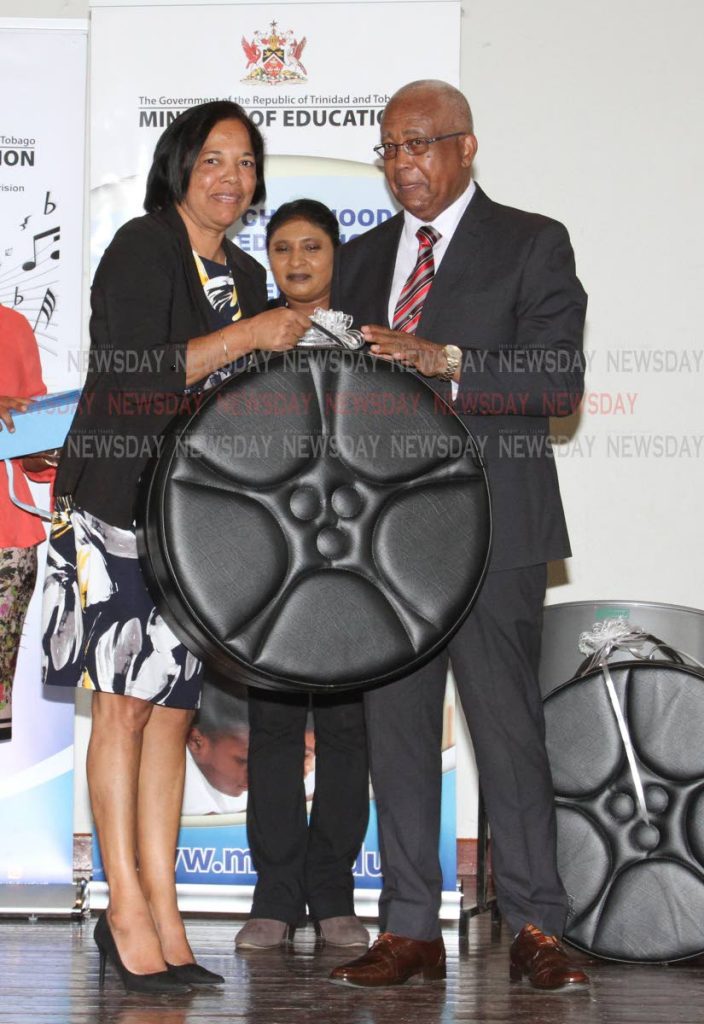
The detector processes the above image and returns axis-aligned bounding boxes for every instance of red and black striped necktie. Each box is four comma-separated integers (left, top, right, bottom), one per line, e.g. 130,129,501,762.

392,225,441,334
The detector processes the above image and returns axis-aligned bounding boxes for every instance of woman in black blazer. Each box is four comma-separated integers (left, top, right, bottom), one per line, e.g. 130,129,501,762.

42,102,309,994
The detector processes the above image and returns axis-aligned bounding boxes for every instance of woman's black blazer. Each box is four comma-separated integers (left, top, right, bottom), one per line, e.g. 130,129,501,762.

55,205,267,528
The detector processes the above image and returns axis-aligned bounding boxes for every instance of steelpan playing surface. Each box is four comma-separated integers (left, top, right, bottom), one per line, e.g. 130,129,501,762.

138,350,491,692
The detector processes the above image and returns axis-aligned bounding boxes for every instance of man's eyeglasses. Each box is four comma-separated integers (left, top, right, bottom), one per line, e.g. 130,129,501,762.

373,132,467,161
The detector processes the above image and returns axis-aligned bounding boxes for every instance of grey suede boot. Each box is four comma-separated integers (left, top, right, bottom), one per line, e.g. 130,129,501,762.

235,918,294,949
314,916,370,947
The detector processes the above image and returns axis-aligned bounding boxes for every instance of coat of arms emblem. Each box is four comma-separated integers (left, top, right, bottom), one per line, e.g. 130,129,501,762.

241,20,307,85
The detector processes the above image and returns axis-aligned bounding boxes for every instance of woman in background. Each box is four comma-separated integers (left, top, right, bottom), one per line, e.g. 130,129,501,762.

237,200,370,951
0,307,57,742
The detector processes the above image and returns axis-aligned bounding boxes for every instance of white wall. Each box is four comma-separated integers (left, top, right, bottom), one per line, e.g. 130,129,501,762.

463,0,704,614
11,0,704,836
454,0,704,833
0,1,86,14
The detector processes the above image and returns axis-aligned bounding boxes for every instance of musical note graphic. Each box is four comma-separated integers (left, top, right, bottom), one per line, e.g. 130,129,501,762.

0,190,68,369
22,227,60,271
33,287,57,331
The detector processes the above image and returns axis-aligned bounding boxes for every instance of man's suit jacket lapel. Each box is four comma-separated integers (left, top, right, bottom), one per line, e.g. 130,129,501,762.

418,184,494,339
363,213,404,327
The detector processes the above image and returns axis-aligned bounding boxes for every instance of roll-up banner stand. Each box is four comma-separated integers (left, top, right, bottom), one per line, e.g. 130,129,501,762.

0,18,87,916
87,0,462,919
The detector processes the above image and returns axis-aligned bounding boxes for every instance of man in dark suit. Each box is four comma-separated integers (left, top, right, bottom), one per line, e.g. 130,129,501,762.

329,80,589,990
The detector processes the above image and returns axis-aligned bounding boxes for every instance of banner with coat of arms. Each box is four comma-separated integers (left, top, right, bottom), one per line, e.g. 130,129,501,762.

88,0,461,918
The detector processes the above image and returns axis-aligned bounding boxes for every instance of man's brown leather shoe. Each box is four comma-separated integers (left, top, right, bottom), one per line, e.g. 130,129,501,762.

510,924,589,990
328,932,446,987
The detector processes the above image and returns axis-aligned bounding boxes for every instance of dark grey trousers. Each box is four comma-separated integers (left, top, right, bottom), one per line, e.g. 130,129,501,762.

364,565,567,939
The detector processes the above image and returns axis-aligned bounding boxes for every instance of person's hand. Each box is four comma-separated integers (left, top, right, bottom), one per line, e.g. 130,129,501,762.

246,307,311,352
0,395,32,432
362,325,448,378
22,448,61,473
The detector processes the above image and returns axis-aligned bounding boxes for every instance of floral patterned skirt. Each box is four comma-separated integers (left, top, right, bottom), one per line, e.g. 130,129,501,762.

41,498,203,709
0,545,38,740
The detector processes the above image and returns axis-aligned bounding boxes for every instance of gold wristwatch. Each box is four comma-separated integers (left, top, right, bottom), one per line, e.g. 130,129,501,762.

437,344,462,382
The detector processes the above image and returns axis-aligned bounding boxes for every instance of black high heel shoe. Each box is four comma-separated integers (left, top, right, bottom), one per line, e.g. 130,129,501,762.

94,913,192,995
166,961,225,987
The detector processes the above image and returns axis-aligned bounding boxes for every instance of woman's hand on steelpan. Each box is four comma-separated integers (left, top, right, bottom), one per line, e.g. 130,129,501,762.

361,325,448,378
246,307,311,352
188,310,310,386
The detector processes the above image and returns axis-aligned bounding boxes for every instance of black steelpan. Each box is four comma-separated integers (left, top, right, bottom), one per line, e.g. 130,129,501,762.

545,660,704,962
138,350,491,692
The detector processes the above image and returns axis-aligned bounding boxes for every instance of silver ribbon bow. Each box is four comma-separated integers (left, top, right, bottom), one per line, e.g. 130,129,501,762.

297,308,365,350
577,618,704,823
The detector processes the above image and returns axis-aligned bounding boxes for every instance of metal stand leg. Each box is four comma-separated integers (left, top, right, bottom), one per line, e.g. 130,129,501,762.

459,787,501,939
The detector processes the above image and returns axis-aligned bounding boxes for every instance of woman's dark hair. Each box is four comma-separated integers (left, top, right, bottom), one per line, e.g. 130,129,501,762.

144,100,265,213
266,199,340,249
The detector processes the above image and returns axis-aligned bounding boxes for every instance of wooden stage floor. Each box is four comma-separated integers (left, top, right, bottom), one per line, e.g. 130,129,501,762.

1,913,703,1024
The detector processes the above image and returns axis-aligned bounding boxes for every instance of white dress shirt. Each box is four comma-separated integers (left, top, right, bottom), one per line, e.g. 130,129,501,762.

387,179,476,326
387,181,475,398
